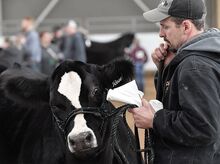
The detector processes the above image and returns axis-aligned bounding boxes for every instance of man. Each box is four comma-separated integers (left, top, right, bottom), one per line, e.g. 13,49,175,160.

0,37,24,68
40,31,63,75
51,25,65,52
63,20,87,62
129,0,220,163
21,17,42,71
126,37,148,91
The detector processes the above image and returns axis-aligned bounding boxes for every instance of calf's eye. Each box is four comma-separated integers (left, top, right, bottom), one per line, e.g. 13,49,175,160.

91,88,99,96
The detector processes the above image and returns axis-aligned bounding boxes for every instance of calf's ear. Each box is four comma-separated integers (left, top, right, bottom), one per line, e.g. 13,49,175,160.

102,59,134,89
0,64,50,107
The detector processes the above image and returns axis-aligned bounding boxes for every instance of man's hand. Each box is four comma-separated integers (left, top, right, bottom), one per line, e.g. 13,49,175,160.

129,99,155,129
152,43,175,69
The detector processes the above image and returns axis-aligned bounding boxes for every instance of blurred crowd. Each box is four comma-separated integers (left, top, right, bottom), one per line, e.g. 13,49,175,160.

0,17,87,75
0,16,148,91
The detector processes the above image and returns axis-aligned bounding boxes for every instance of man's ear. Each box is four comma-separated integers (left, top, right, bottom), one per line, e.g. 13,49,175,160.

182,20,192,34
102,58,134,89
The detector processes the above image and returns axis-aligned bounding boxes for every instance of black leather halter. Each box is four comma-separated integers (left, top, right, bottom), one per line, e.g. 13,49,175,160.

51,98,144,164
51,102,109,136
52,100,135,135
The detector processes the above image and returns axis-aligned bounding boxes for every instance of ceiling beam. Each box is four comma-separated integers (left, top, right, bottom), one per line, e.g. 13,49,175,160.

35,0,60,28
132,0,160,28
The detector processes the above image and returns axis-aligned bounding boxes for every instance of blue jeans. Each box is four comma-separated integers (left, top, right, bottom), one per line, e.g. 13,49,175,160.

135,62,144,91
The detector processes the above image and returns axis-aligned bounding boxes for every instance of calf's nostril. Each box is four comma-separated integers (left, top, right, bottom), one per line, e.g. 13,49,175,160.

69,138,75,146
85,133,92,142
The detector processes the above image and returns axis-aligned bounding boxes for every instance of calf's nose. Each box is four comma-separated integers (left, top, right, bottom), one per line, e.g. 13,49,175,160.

69,131,94,151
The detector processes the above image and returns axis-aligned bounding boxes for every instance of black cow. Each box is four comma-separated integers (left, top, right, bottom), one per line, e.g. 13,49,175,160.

0,59,143,164
0,48,24,68
86,33,134,65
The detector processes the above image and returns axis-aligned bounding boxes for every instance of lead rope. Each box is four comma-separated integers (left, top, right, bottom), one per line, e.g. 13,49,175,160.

143,59,165,164
111,106,130,164
111,104,144,164
134,126,144,164
144,129,154,164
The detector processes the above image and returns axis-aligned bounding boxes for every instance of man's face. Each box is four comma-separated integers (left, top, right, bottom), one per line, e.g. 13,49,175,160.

21,19,29,32
55,29,63,38
65,26,76,35
42,32,52,45
159,17,185,50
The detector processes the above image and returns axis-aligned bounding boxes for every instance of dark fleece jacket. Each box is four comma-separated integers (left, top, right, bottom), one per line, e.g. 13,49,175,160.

153,28,220,164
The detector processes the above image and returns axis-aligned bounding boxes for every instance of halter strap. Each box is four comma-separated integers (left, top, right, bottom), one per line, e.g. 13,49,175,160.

52,103,145,164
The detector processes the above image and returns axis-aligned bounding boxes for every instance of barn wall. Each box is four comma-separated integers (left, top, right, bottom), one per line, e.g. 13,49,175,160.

3,0,143,20
2,0,156,34
1,0,217,35
2,0,215,22
2,0,51,20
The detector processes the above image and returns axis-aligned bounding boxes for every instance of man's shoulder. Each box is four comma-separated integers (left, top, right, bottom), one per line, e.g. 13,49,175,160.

28,30,38,35
76,32,84,38
179,53,219,72
27,30,39,39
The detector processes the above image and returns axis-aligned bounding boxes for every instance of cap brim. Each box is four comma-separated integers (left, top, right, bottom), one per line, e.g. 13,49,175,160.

143,8,170,23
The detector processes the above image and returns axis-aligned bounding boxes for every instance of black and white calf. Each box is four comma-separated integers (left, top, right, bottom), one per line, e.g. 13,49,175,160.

86,33,135,65
0,59,143,164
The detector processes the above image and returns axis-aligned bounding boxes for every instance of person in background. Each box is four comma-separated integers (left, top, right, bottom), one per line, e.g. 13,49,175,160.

126,37,148,91
40,31,63,75
129,0,220,164
51,24,65,53
14,34,26,52
21,16,42,71
1,37,12,49
63,20,87,62
0,37,24,68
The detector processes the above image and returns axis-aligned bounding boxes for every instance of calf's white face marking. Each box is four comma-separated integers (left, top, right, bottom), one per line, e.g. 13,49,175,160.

58,71,97,153
58,72,82,108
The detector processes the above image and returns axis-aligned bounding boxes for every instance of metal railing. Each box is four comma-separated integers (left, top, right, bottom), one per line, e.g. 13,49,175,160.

1,16,157,36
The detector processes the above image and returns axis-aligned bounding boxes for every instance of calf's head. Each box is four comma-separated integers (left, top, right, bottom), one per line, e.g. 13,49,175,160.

50,59,134,157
